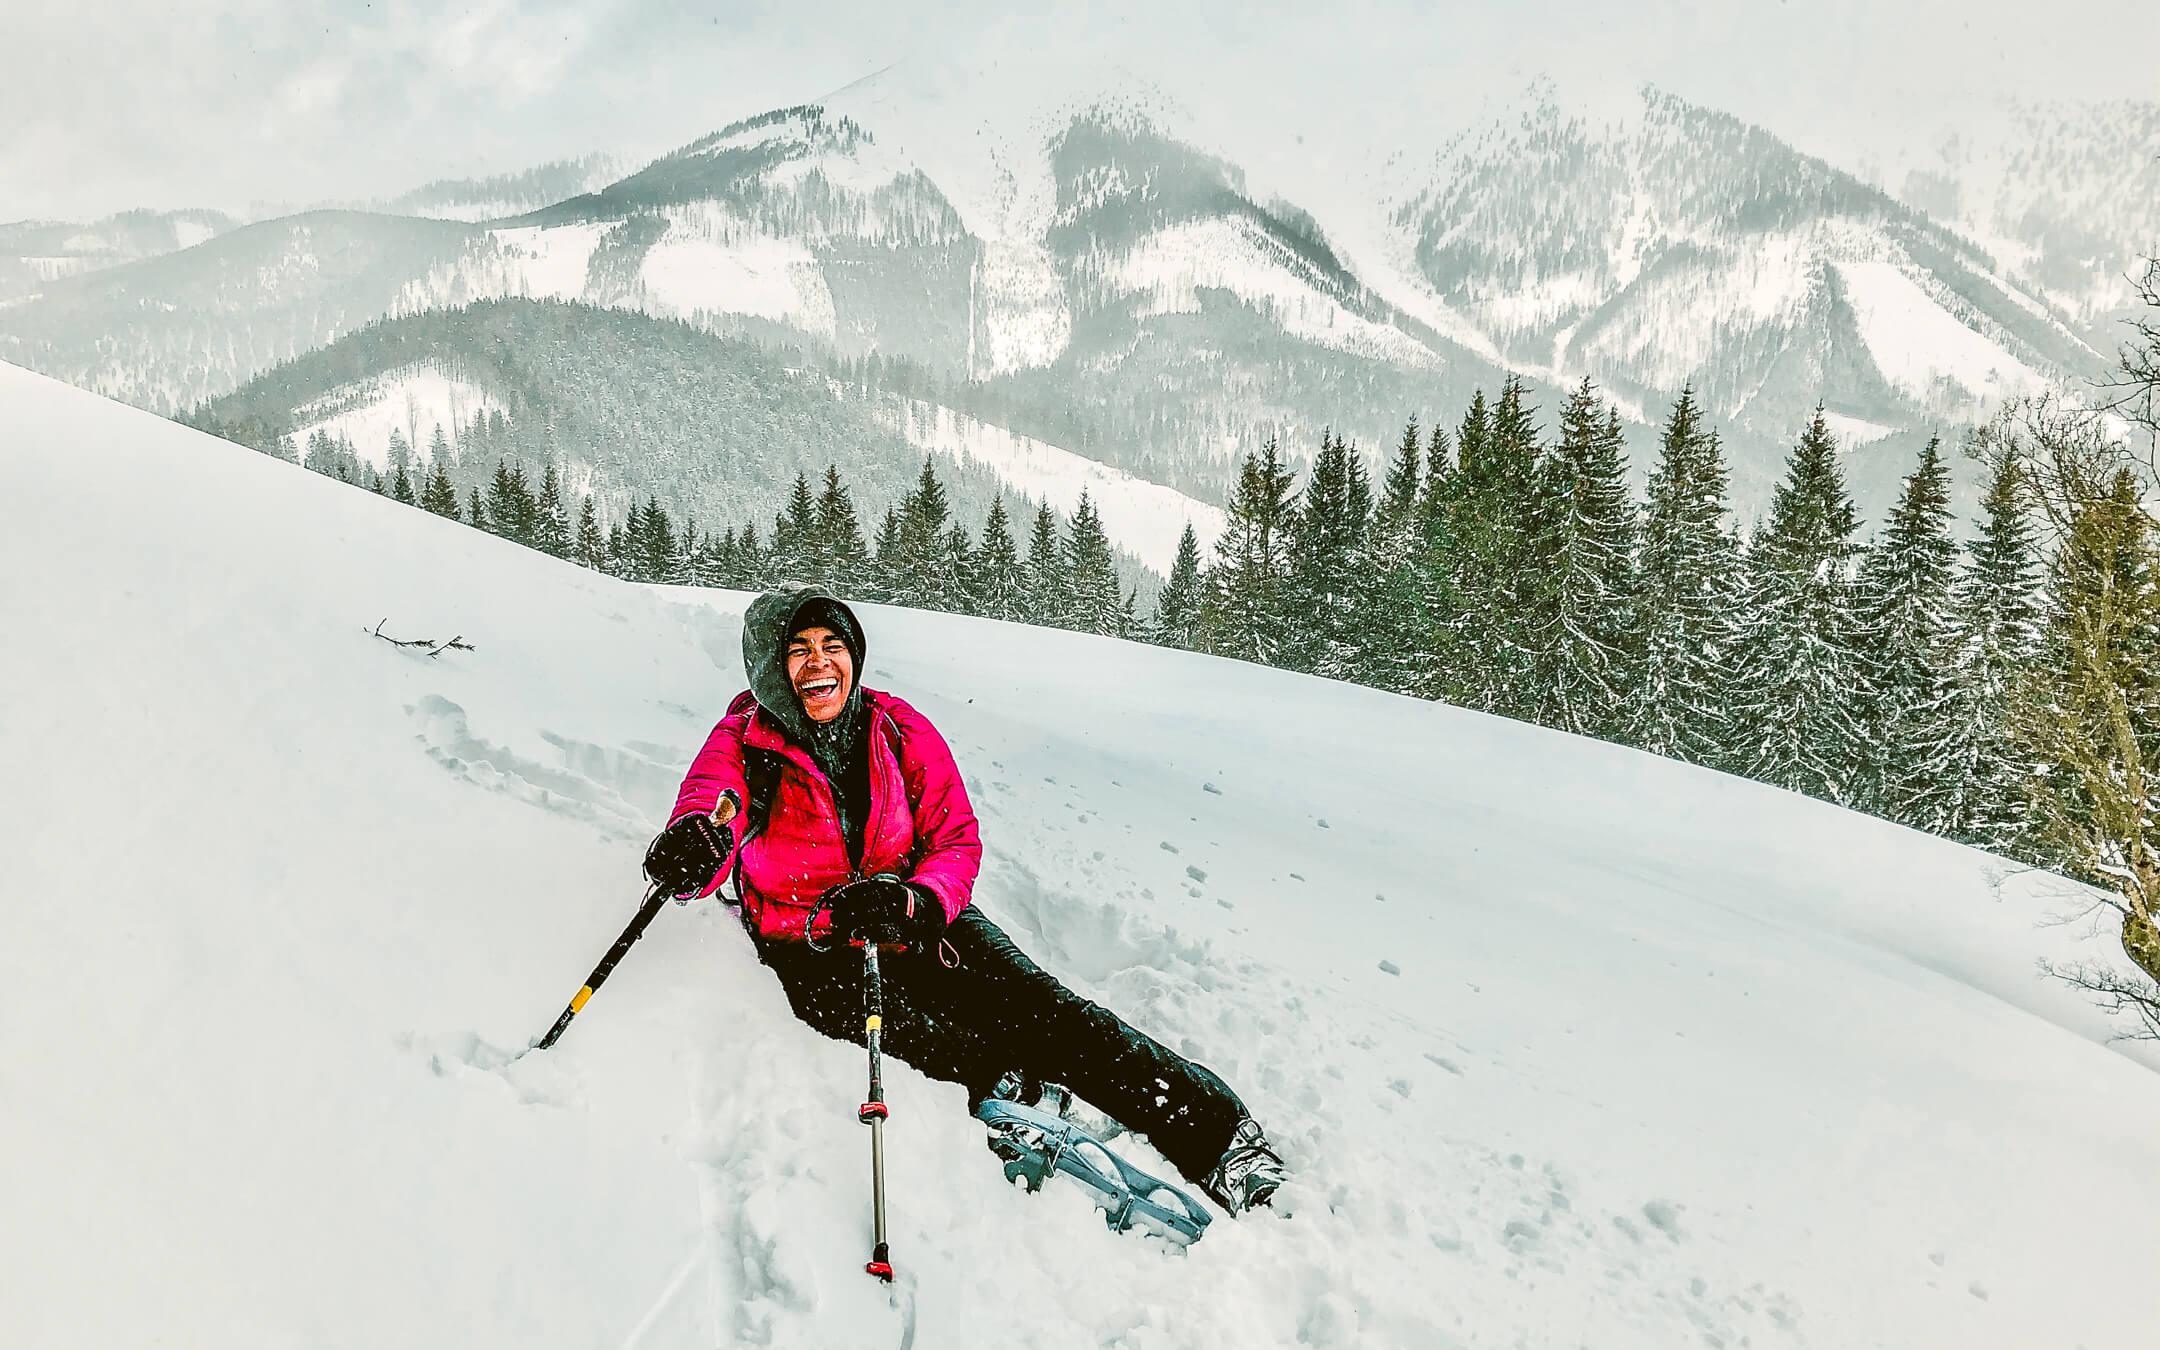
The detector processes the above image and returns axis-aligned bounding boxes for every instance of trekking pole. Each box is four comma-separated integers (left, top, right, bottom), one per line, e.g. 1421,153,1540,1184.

858,937,895,1281
534,796,738,1051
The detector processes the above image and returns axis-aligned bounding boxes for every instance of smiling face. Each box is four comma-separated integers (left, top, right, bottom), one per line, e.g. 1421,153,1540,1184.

785,625,855,723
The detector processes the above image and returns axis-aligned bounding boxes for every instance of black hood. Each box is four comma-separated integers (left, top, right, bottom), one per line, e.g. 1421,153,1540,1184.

741,583,868,748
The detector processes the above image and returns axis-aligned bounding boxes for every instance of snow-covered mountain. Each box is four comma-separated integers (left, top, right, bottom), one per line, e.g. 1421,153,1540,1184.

1398,91,2099,424
1879,98,2160,331
0,73,2138,520
0,207,237,302
190,298,1217,578
365,154,627,223
0,211,487,411
5,359,2157,1348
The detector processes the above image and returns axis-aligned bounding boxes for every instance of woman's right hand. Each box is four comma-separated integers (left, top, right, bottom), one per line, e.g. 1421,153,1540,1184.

643,810,733,898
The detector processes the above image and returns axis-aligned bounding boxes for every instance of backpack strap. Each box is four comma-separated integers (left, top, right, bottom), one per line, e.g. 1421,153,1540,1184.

730,742,785,903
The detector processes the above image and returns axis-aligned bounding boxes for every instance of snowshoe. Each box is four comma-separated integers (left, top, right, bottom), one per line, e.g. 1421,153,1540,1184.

980,1069,1124,1141
974,1098,1213,1245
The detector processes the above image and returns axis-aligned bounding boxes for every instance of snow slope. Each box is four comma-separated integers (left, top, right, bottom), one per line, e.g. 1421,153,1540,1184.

1834,261,2045,408
483,221,609,301
4,361,2158,1349
290,363,505,470
875,392,1227,573
1104,217,1439,370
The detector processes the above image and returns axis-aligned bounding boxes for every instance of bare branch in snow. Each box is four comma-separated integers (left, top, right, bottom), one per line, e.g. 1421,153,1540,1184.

369,618,477,658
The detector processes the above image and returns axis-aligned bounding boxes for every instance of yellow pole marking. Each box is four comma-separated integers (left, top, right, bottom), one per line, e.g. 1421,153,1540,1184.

570,986,593,1013
866,1015,882,1033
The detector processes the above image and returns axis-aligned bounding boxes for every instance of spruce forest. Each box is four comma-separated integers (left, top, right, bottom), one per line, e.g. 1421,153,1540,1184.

265,301,2160,1033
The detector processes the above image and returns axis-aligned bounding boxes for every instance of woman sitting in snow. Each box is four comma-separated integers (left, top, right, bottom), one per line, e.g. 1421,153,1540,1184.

642,582,1285,1215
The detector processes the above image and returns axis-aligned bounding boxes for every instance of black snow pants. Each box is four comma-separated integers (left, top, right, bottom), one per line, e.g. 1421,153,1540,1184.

754,906,1248,1184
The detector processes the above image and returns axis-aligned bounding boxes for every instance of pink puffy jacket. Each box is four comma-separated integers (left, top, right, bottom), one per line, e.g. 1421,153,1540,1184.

669,687,982,943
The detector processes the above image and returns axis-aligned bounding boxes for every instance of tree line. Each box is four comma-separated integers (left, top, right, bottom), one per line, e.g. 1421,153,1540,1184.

304,378,2035,856
1172,380,2053,850
270,293,2160,1035
298,421,1141,634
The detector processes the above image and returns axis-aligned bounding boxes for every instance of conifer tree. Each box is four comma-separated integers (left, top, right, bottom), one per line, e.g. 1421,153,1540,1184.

1443,391,1489,508
1628,387,1740,764
1200,439,1297,664
390,462,416,506
635,497,677,584
855,503,889,596
427,426,454,474
1281,432,1371,677
1941,456,2044,851
1415,418,1457,534
1062,489,1124,635
534,464,570,558
1152,522,1207,651
1378,418,1423,536
1347,418,1434,695
1851,438,1963,825
771,471,820,584
972,496,1026,622
701,526,739,588
486,460,536,545
737,521,767,590
574,496,607,572
1023,501,1070,626
869,508,905,603
689,527,724,588
1528,381,1638,739
667,516,698,587
1449,378,1544,717
1729,408,1867,803
933,524,976,615
622,500,648,581
421,459,459,519
466,486,487,532
878,458,955,606
1484,376,1542,496
814,466,868,592
1409,416,1468,703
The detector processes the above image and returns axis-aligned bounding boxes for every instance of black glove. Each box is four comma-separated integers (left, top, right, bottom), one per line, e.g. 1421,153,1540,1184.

824,874,946,948
643,812,733,898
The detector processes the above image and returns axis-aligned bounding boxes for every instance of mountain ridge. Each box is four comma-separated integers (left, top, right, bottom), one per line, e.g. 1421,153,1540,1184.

0,77,2139,525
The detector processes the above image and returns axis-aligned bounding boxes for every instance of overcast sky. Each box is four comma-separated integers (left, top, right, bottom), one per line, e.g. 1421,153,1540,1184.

3,0,2154,221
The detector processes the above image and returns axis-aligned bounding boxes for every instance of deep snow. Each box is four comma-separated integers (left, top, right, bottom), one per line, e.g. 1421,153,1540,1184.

4,361,2157,1349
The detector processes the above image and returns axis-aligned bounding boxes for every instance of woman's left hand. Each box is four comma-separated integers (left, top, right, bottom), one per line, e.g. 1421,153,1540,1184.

824,874,945,947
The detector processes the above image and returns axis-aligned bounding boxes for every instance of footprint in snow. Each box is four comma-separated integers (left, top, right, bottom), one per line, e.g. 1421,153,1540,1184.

407,694,662,838
402,1029,581,1108
1642,1198,1686,1241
